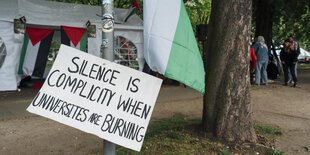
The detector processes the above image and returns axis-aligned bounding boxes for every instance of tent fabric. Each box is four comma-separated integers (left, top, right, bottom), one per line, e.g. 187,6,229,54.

87,28,102,57
0,21,22,91
115,30,144,70
0,0,144,91
299,48,310,59
0,37,7,68
0,0,143,58
18,27,54,77
0,0,143,29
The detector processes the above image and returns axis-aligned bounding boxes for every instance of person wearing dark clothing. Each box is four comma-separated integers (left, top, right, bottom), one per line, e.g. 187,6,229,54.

288,36,300,82
267,50,279,80
280,39,298,86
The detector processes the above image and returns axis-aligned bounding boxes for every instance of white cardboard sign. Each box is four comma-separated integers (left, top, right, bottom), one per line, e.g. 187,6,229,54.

27,45,162,151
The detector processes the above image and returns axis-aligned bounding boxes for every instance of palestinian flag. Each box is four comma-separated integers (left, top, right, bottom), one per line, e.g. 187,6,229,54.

144,0,205,94
124,0,141,22
119,37,133,63
61,26,87,52
18,27,54,77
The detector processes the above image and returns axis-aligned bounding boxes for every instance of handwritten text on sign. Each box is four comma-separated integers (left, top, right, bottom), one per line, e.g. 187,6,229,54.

26,45,163,151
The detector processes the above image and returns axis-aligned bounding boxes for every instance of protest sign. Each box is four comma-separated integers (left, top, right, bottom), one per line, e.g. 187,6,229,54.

26,45,162,151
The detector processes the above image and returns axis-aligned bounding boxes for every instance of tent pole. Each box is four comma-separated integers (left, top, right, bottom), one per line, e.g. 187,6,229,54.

101,0,115,155
101,0,115,61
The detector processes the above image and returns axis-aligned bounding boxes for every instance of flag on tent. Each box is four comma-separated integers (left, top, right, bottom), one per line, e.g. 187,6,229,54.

120,37,133,63
18,27,54,77
0,37,6,69
124,0,141,22
143,0,205,94
61,26,87,52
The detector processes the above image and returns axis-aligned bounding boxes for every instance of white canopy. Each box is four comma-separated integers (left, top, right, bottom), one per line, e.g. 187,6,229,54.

299,48,310,59
0,0,144,91
0,0,143,29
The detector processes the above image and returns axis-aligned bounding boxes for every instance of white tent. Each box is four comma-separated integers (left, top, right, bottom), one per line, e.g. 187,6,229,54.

298,48,310,60
0,0,144,91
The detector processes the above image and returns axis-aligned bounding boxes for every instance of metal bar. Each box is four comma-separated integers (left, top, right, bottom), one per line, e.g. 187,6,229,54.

101,0,115,155
103,140,115,155
101,0,115,62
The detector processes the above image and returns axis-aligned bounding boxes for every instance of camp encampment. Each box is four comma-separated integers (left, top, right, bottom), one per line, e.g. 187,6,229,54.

0,0,144,91
298,48,310,63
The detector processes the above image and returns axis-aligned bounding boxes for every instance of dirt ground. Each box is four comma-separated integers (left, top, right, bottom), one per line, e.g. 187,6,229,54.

252,69,310,155
0,69,309,155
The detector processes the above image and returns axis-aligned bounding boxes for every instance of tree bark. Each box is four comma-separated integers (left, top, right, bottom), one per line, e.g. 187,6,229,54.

202,0,257,143
255,0,275,50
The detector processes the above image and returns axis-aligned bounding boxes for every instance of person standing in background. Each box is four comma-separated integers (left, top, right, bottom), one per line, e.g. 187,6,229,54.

288,36,300,83
252,36,258,46
250,45,257,84
253,36,269,85
280,39,298,87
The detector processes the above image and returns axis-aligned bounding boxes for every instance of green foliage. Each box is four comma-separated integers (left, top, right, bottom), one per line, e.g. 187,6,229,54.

114,114,202,154
111,114,229,155
256,0,310,50
50,40,60,49
166,131,184,140
88,116,284,154
253,124,285,155
48,0,310,50
145,114,187,139
220,149,231,155
254,124,283,135
268,149,285,155
184,0,212,32
45,60,53,69
46,40,60,68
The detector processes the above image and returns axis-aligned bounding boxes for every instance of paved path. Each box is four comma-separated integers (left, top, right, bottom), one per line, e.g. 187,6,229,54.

251,69,310,155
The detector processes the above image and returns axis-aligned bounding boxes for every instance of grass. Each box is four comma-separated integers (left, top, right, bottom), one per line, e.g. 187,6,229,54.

268,149,285,155
88,115,283,154
297,63,310,69
254,124,283,135
254,124,284,155
114,114,215,155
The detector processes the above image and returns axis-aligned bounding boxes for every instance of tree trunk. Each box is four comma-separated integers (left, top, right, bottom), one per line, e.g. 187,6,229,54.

255,0,275,50
202,0,257,143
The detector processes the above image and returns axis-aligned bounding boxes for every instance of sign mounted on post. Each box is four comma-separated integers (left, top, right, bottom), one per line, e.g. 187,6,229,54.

27,45,162,151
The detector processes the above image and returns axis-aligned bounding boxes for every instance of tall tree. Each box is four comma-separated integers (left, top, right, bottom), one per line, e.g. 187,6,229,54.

254,0,275,50
202,0,257,143
271,0,310,50
253,0,310,50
